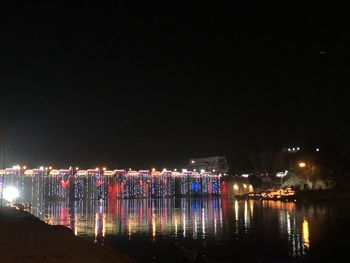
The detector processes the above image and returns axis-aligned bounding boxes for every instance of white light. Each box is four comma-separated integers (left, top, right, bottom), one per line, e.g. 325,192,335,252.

182,169,187,172
316,148,320,152
297,147,300,150
276,172,287,178
212,169,216,172
3,186,20,202
191,160,195,164
288,148,291,151
200,169,205,173
242,174,249,178
292,148,295,151
193,169,196,172
39,166,44,170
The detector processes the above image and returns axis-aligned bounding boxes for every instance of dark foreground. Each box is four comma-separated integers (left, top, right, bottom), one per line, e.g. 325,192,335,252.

0,207,132,263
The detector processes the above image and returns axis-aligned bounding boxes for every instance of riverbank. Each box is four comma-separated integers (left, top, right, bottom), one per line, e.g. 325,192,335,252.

0,207,132,263
235,189,350,203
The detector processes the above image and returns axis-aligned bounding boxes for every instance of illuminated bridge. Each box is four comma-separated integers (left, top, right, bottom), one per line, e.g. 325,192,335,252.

0,167,221,201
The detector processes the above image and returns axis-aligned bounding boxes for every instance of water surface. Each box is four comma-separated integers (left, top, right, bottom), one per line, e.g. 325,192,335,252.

31,198,348,262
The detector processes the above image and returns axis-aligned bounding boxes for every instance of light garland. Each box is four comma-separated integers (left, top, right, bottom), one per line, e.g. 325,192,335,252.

1,167,222,201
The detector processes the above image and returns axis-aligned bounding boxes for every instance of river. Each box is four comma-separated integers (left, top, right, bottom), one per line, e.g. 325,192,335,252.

30,198,348,262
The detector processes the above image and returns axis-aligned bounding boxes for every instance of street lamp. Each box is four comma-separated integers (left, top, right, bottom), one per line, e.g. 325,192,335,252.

299,162,306,168
298,162,313,189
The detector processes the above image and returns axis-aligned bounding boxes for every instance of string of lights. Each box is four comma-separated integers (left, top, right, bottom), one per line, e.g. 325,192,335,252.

0,166,222,200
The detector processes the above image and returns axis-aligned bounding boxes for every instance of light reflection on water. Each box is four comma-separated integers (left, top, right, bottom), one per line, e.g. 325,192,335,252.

31,198,330,259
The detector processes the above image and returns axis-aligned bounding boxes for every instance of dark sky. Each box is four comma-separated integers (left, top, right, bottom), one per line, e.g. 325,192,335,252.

0,2,349,169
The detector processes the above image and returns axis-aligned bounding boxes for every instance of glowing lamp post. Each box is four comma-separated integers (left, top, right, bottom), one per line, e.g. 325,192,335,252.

299,162,312,189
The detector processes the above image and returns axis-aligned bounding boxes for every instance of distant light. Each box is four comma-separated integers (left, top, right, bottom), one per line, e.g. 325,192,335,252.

193,169,196,172
288,148,291,151
174,169,177,172
152,168,156,172
182,169,187,172
191,160,195,164
22,166,27,170
75,167,79,171
299,162,306,168
162,168,166,172
212,169,216,172
223,173,226,176
233,184,239,191
200,169,205,173
292,148,295,151
3,186,19,202
103,167,106,171
49,166,53,170
242,174,249,178
96,167,100,171
243,184,247,189
316,148,320,152
276,172,286,178
129,168,132,171
39,166,44,170
297,147,300,150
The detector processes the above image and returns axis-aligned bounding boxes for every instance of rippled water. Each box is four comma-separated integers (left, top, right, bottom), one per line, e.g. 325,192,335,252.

30,198,348,262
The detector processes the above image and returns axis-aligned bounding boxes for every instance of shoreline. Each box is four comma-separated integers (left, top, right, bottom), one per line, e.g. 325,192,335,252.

234,189,350,203
0,207,133,263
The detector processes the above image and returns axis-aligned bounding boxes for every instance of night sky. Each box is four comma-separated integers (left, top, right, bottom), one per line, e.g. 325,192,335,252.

1,2,349,169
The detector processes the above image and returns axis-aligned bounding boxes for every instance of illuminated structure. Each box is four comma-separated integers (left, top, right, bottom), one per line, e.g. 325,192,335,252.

58,169,71,199
180,171,192,196
87,169,101,200
124,170,140,198
0,166,222,202
150,170,162,197
114,170,127,198
138,170,150,198
74,170,88,200
161,170,174,197
191,172,201,196
45,169,72,200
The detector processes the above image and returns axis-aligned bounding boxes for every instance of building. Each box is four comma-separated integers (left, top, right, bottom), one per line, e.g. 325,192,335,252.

187,156,229,175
